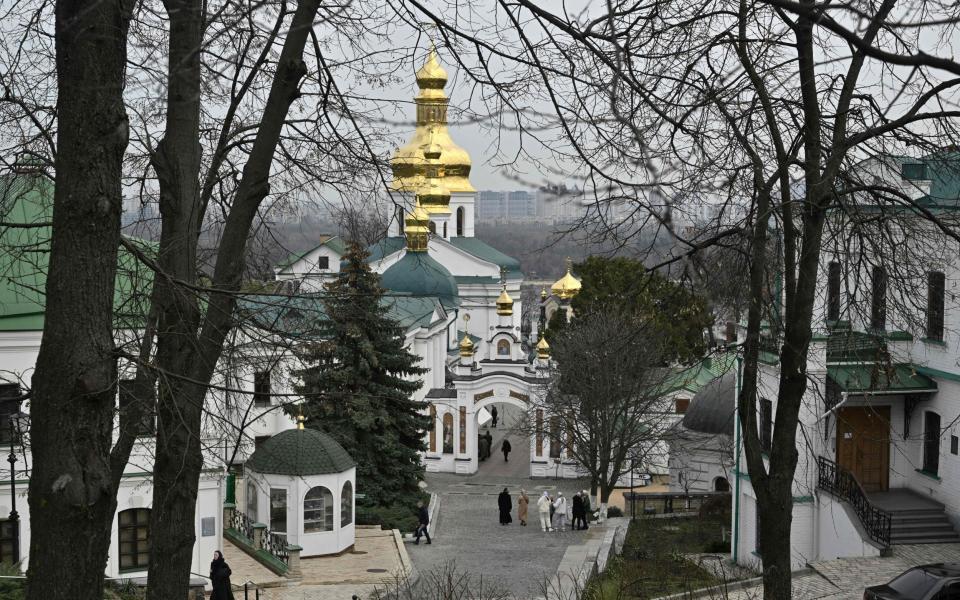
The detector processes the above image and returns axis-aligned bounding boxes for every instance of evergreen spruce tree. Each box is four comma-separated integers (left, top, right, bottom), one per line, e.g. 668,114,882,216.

292,242,428,510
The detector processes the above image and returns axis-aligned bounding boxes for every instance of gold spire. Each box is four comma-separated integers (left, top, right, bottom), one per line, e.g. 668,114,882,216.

536,335,551,360
404,199,431,252
551,258,582,300
496,283,514,316
391,47,474,193
296,413,307,430
540,287,547,300
459,313,475,357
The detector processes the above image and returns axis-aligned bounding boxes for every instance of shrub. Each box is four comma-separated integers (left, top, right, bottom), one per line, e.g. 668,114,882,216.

702,540,730,553
698,494,731,520
607,506,624,518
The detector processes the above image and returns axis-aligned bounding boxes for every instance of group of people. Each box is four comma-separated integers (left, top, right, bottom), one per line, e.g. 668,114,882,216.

478,431,512,462
496,488,592,532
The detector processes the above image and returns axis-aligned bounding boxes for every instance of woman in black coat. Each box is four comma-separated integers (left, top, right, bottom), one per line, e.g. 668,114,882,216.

498,487,513,525
210,550,235,600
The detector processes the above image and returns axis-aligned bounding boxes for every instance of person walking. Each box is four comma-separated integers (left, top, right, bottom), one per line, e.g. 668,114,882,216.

484,431,493,459
210,550,235,600
553,492,568,531
491,405,499,427
415,500,432,544
581,490,591,530
478,434,489,462
572,491,585,530
501,438,512,462
498,487,513,525
518,489,529,526
537,491,553,532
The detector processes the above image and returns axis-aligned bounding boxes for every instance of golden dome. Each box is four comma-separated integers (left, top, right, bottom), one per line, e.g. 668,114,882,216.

496,284,514,316
391,48,474,194
536,336,551,360
551,259,582,300
459,332,475,357
417,136,451,214
404,201,431,252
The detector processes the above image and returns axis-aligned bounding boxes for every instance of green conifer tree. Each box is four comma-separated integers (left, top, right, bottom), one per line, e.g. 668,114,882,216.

292,242,428,509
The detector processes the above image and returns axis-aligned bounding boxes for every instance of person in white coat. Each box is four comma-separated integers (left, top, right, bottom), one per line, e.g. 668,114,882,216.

537,491,553,532
553,492,568,531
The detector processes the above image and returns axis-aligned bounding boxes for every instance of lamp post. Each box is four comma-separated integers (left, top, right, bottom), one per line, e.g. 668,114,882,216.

7,410,20,563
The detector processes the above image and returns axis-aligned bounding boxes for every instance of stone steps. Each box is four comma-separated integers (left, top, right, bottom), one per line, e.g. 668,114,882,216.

890,509,960,545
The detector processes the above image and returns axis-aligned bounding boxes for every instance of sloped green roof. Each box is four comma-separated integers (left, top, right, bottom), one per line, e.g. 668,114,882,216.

380,252,459,309
827,363,936,393
247,427,355,476
660,353,737,396
276,236,347,271
0,175,153,331
364,237,407,264
448,237,523,277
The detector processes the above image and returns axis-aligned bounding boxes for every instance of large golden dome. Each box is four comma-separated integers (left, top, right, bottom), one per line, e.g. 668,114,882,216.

551,259,582,300
391,48,474,194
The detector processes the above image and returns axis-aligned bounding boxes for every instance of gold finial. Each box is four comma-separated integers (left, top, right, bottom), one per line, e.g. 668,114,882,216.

551,257,582,300
297,413,307,430
536,335,551,360
496,283,514,316
540,287,547,300
459,313,474,357
404,200,431,252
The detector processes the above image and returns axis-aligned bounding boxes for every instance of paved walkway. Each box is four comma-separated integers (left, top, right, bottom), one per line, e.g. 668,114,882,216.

408,470,594,599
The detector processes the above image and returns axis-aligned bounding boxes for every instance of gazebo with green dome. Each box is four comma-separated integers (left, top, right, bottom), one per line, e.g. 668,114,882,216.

244,416,357,557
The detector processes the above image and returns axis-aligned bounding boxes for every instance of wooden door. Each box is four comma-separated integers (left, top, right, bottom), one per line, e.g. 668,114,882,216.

836,406,890,492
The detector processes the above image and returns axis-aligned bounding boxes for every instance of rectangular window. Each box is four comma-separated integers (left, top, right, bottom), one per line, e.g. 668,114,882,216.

253,371,271,406
0,520,17,564
118,379,155,436
675,398,690,414
827,261,842,322
317,256,329,270
459,407,467,454
725,322,736,343
0,385,19,446
429,405,437,453
923,411,941,475
871,266,887,331
549,415,562,459
759,398,773,453
927,271,945,342
270,488,288,535
118,509,150,571
902,162,928,180
535,409,544,456
951,435,958,456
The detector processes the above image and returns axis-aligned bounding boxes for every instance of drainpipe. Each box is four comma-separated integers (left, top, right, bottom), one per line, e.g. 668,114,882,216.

816,391,849,423
733,353,743,563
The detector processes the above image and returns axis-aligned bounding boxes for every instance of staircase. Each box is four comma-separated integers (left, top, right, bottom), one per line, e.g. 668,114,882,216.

887,505,960,545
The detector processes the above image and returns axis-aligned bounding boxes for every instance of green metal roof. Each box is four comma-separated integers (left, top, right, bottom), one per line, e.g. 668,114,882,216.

364,237,407,264
246,428,355,476
447,237,523,276
380,252,459,310
0,175,153,332
276,236,347,271
660,353,736,396
827,363,937,393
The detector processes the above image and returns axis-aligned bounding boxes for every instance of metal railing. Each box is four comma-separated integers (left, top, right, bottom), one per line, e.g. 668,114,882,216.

817,456,892,547
623,491,729,518
262,529,289,565
231,509,254,541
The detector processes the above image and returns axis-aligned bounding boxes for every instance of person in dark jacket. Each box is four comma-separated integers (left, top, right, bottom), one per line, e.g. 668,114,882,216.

498,488,513,525
501,438,512,462
491,405,499,427
572,492,587,530
484,431,493,458
479,435,490,461
415,500,432,544
210,550,235,600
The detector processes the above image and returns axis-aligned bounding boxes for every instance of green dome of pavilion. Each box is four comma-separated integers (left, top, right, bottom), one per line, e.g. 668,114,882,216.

379,251,460,309
246,427,355,476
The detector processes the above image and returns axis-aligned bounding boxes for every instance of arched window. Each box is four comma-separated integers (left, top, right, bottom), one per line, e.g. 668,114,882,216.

246,479,258,521
442,413,454,454
428,221,436,234
713,477,730,492
118,508,150,571
443,222,447,238
497,339,510,356
456,207,465,236
341,481,353,527
304,486,334,533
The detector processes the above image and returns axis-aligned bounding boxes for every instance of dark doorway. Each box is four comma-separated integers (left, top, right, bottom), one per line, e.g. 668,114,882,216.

923,411,941,476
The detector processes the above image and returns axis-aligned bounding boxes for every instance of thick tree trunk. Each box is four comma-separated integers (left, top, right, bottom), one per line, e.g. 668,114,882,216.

758,482,793,600
27,0,133,597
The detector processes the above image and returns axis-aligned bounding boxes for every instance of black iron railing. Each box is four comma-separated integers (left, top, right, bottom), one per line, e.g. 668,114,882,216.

817,456,892,547
231,509,254,541
262,530,289,565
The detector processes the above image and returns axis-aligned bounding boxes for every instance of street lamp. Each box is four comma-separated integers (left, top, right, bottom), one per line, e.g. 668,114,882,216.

7,409,25,563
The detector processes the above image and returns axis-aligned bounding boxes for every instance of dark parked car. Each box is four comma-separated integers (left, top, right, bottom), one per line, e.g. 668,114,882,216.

865,564,960,599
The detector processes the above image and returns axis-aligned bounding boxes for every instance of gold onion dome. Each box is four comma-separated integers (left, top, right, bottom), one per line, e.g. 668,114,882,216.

496,284,514,316
417,139,451,214
459,332,475,358
551,259,582,300
404,202,431,252
391,47,474,194
536,336,551,360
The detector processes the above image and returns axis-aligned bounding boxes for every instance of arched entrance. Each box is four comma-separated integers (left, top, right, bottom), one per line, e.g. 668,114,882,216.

474,396,531,478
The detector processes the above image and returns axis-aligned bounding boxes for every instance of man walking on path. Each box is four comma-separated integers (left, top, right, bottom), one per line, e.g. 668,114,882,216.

491,405,499,428
415,500,431,544
571,491,584,530
537,491,553,532
501,438,512,462
580,490,591,530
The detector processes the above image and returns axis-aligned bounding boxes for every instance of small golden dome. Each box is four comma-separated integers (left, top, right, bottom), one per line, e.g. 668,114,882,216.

404,202,431,252
459,332,475,357
551,259,582,300
536,336,550,360
416,48,448,89
496,284,514,316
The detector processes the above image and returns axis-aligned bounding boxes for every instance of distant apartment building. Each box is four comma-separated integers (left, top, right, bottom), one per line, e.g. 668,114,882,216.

477,189,584,224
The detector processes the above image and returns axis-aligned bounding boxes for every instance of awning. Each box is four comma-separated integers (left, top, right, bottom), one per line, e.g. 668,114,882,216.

827,363,937,394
